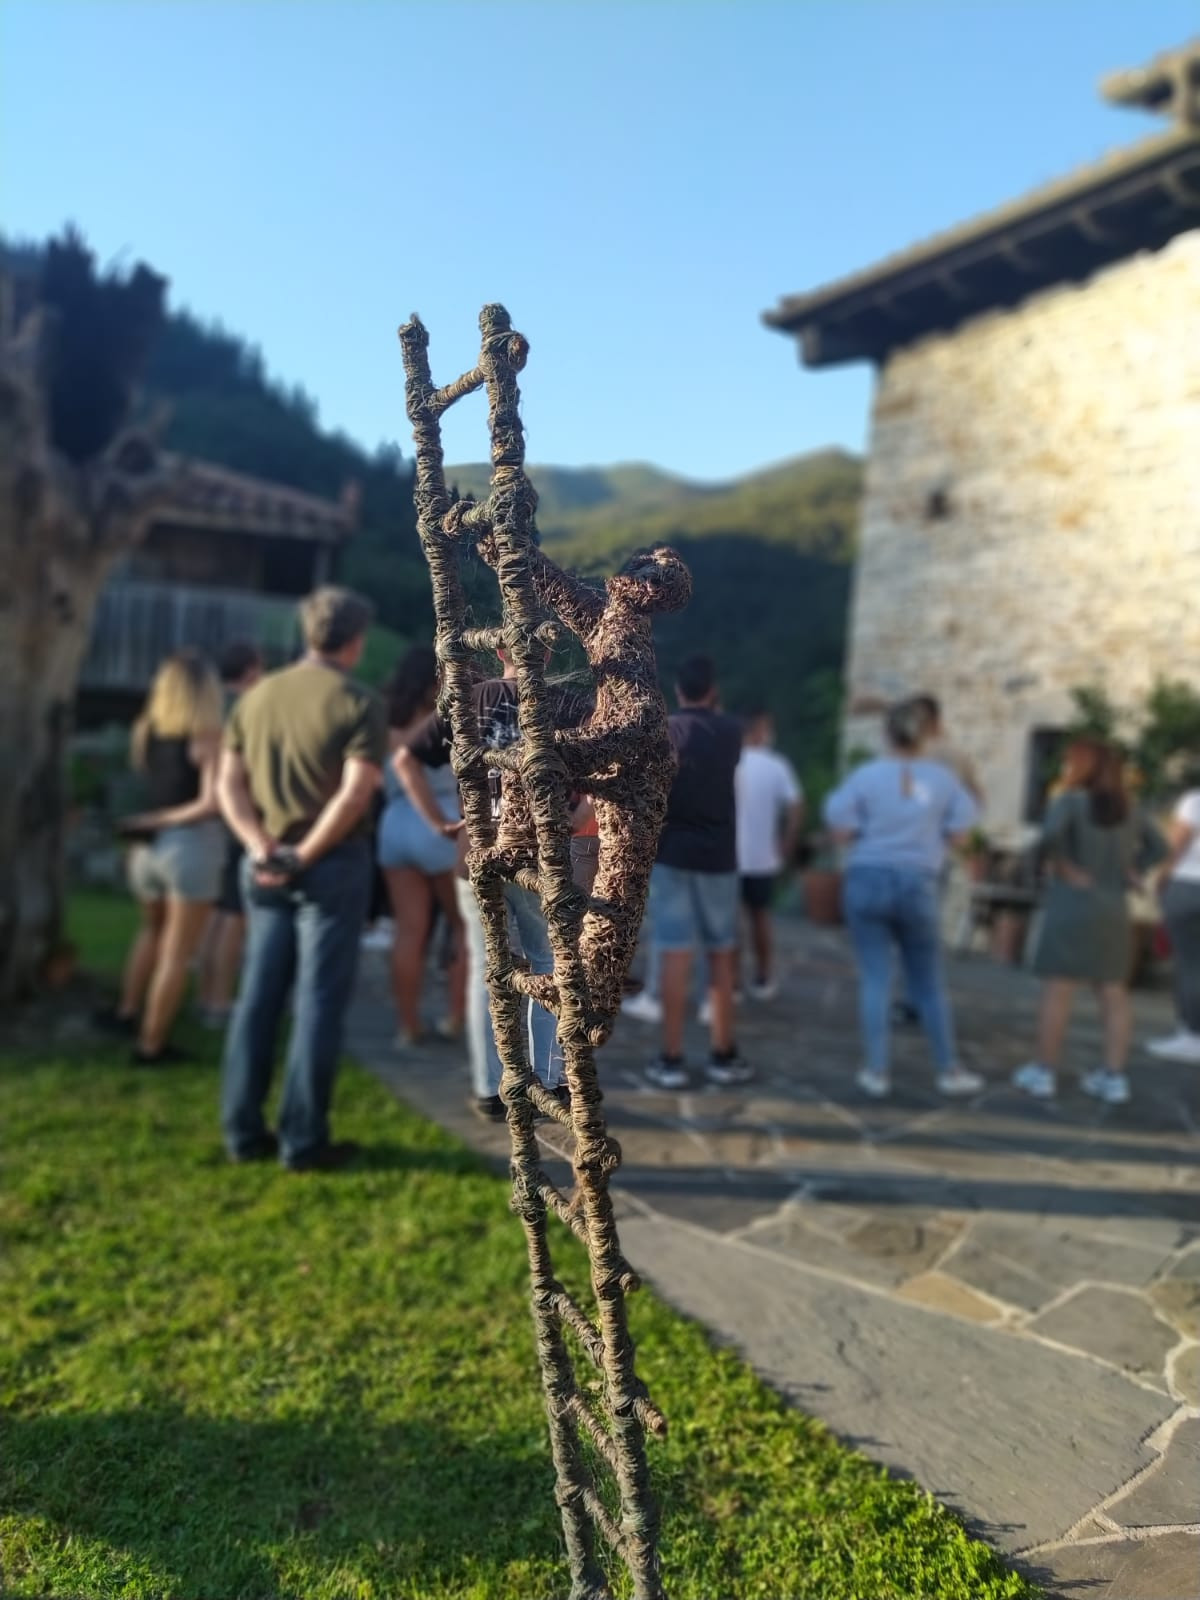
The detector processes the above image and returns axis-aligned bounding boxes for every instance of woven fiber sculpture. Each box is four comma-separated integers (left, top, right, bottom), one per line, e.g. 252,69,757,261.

398,304,690,1600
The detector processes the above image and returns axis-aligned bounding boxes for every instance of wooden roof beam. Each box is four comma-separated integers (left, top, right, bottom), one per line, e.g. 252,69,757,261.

999,237,1049,276
934,266,972,302
1159,159,1200,207
1070,205,1124,245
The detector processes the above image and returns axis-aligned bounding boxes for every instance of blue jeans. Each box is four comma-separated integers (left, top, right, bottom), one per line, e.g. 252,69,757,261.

221,839,372,1164
456,878,561,1098
843,864,957,1078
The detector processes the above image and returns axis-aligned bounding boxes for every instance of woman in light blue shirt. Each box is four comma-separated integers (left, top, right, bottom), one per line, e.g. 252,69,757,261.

824,699,982,1099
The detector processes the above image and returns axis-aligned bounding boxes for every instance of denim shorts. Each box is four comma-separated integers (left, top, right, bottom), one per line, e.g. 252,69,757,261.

377,796,459,876
648,863,739,953
128,820,225,903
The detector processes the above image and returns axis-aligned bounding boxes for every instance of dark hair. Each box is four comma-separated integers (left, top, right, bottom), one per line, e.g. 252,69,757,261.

386,645,439,728
217,639,262,685
885,698,927,753
912,693,941,725
676,654,716,703
1063,737,1129,827
740,698,770,725
298,585,374,653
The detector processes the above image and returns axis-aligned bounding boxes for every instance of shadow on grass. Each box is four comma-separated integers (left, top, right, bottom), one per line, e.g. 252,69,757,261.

193,1141,486,1179
1,1406,565,1598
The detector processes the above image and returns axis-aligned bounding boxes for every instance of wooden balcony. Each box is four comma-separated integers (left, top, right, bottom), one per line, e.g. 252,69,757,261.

81,578,301,691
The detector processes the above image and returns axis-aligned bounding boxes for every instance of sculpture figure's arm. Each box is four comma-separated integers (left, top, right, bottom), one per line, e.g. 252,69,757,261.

457,503,605,642
522,543,605,640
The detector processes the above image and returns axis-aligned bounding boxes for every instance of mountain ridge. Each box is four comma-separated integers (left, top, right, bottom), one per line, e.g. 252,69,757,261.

445,449,861,553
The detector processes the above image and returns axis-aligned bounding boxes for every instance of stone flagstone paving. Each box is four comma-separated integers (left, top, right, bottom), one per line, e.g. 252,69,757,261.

348,917,1200,1599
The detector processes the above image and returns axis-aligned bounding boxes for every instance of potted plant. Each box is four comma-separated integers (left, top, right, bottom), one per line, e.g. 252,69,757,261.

962,826,992,883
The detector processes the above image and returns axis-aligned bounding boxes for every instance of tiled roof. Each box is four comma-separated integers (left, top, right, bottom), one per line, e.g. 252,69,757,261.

160,456,355,542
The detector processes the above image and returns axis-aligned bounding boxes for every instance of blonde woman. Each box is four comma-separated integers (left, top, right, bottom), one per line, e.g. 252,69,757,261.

100,650,225,1063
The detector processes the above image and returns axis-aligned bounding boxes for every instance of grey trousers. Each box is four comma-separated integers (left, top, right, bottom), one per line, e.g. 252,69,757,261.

1163,878,1200,1033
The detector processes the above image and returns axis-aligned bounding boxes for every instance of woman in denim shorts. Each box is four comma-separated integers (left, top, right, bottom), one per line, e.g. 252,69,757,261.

377,647,466,1047
100,652,226,1064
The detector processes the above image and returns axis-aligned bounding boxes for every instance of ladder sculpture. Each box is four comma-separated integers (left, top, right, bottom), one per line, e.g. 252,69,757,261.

398,304,691,1600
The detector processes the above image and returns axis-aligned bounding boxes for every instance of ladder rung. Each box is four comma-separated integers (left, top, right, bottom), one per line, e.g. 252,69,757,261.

431,366,485,415
581,1486,630,1562
528,1081,572,1128
550,1289,605,1366
537,1179,640,1295
567,1392,622,1476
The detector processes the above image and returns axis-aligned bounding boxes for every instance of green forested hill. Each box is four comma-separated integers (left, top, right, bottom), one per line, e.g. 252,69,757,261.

152,332,862,783
142,310,436,644
445,460,698,535
444,452,862,788
7,234,859,783
151,322,862,784
544,452,863,793
446,451,860,555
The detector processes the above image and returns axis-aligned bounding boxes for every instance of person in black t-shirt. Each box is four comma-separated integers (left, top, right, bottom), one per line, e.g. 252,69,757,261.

644,655,753,1090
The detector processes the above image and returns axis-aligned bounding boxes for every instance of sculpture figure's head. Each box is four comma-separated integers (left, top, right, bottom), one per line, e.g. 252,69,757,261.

608,545,692,616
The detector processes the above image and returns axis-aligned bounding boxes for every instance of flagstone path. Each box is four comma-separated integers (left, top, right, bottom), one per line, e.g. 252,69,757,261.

349,919,1200,1599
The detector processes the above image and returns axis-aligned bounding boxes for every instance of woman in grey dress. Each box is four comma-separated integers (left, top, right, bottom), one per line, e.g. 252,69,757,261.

1013,739,1166,1105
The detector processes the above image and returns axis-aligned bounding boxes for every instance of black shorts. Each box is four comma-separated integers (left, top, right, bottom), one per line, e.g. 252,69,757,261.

369,861,390,923
740,874,776,911
217,836,245,915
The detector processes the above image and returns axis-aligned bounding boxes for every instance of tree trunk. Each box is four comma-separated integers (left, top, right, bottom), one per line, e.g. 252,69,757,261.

0,549,119,998
0,281,173,1004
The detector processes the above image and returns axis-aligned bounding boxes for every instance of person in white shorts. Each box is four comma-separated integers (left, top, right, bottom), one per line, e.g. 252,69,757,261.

735,703,803,1001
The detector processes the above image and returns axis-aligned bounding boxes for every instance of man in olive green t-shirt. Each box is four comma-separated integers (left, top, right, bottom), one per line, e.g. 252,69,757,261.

217,587,386,1172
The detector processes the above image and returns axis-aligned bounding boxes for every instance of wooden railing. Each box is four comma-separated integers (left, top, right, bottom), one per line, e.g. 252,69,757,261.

81,579,300,690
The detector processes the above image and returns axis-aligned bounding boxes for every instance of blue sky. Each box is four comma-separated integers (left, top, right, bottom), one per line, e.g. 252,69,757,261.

2,2,1194,480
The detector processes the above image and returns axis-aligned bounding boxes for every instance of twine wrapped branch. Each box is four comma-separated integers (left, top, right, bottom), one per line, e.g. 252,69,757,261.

398,304,689,1600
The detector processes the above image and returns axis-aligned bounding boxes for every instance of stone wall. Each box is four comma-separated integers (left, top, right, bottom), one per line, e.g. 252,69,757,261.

843,228,1200,835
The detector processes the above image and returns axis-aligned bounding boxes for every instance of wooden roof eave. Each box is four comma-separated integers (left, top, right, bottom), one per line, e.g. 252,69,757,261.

766,125,1200,367
158,505,352,543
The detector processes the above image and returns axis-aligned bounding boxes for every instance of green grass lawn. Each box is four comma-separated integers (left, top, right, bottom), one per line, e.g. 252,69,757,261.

67,887,141,976
1,896,1041,1599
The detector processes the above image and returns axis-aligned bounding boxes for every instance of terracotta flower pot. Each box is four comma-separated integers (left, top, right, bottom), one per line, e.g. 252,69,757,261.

803,869,843,926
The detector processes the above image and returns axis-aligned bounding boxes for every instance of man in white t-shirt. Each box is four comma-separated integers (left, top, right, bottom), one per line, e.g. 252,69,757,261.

1147,786,1200,1063
735,705,803,1000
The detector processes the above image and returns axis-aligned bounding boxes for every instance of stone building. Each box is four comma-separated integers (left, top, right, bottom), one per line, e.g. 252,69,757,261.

765,45,1200,835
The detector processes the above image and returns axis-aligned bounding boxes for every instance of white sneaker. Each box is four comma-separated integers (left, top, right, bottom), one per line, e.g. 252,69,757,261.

621,991,663,1025
855,1068,891,1099
644,1055,691,1090
936,1066,985,1097
361,920,394,951
705,1052,755,1087
748,980,778,1002
1012,1062,1057,1100
1145,1029,1200,1064
1080,1069,1131,1105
